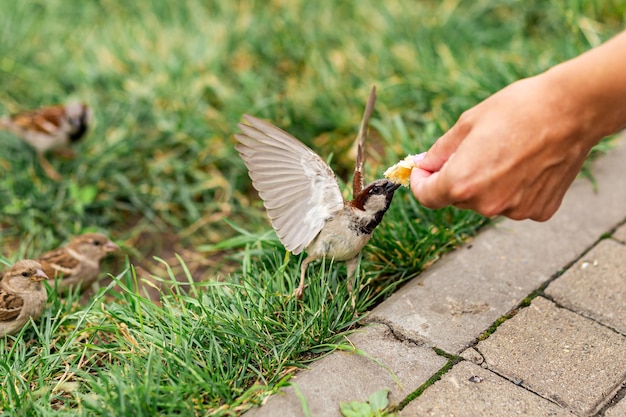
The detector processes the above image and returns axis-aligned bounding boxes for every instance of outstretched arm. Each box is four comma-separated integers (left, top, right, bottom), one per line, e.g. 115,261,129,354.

411,30,626,221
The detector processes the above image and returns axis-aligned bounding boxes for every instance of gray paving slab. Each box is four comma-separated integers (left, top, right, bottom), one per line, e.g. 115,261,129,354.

476,297,626,416
605,394,626,417
545,239,626,335
612,223,626,244
400,361,573,417
368,138,626,354
246,324,446,417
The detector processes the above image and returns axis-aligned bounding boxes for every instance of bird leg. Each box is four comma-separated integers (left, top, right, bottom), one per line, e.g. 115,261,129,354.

345,255,360,292
345,255,360,310
295,254,361,302
294,256,313,299
37,152,62,181
53,148,77,159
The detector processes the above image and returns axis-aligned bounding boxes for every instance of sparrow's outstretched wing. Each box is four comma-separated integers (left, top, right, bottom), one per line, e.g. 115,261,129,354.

353,86,377,198
236,115,344,254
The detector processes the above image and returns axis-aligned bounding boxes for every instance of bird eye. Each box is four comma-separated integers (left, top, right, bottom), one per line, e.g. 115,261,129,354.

93,240,101,246
21,272,29,277
370,186,382,195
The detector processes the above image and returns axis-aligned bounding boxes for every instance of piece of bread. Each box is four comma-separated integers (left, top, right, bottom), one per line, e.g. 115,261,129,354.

384,154,420,187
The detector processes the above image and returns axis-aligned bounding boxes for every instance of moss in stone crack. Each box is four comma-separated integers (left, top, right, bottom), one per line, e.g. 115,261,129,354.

432,347,460,361
477,290,543,342
396,349,462,410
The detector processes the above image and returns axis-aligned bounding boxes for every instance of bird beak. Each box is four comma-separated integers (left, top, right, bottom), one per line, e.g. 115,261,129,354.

32,268,49,282
105,241,120,253
386,182,401,192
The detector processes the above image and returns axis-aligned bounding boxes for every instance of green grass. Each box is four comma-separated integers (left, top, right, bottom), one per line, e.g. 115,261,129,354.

1,0,625,415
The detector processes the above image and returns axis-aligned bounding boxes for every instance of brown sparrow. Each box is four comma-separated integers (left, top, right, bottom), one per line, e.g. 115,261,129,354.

0,102,91,181
38,233,119,293
235,87,400,298
0,260,49,337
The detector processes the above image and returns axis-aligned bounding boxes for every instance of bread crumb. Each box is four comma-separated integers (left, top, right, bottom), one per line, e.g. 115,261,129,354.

384,154,419,187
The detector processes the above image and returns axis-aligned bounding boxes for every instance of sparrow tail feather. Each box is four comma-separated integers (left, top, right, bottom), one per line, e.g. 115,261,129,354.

353,86,377,197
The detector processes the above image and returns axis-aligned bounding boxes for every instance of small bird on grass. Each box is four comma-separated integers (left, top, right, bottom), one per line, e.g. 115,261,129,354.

235,86,400,299
0,260,49,337
0,102,91,181
38,233,119,293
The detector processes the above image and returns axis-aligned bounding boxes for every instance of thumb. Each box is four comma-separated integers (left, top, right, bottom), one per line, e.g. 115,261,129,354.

410,162,455,209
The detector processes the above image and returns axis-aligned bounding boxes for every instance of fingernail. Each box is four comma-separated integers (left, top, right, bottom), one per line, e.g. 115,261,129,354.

413,152,426,164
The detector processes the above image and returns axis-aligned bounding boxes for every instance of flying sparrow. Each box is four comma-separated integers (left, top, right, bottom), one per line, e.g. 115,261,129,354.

0,102,92,181
0,260,50,337
37,233,119,293
235,87,400,298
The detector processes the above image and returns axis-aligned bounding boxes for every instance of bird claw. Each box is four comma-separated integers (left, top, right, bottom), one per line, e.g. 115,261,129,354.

293,288,304,300
292,283,309,300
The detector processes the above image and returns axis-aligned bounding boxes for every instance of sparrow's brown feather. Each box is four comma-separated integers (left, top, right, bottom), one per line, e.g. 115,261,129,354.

0,290,24,322
10,106,66,135
1,103,91,181
34,233,118,293
353,86,377,198
0,260,48,336
39,248,80,279
235,115,344,254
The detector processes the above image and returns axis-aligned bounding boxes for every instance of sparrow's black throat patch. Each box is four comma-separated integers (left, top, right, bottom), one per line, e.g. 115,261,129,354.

349,179,399,235
353,209,388,235
69,110,89,142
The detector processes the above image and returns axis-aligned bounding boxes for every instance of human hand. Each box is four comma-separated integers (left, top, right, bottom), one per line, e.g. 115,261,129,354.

410,74,598,221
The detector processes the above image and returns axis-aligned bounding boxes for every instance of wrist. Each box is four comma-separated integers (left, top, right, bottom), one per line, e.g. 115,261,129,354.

525,66,598,160
543,31,626,144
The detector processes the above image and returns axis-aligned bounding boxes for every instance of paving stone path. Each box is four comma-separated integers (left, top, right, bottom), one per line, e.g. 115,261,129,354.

247,136,626,417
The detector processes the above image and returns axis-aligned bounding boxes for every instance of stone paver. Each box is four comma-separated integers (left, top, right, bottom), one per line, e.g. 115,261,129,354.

605,394,626,417
246,324,446,417
476,297,626,416
400,361,572,417
545,239,626,335
612,223,626,244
